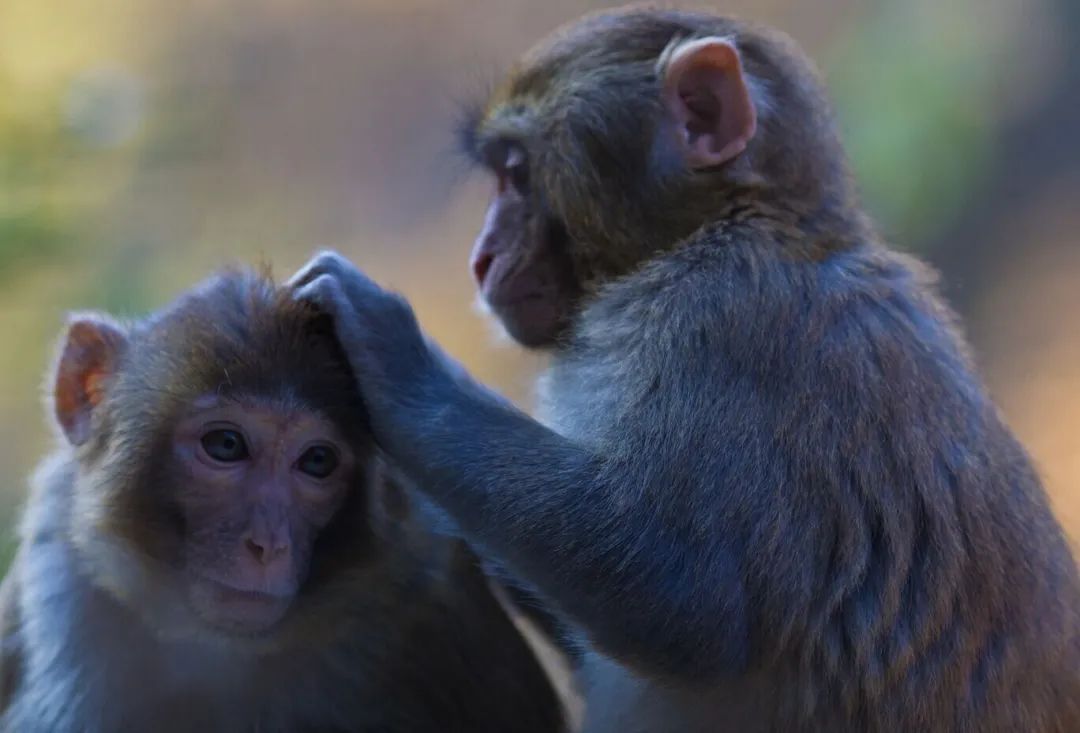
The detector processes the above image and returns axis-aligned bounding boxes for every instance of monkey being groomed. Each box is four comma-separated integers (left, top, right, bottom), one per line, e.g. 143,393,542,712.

0,270,564,733
290,7,1080,733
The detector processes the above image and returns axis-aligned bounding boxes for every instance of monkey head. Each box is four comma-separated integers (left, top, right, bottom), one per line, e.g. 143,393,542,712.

49,270,375,643
460,9,857,347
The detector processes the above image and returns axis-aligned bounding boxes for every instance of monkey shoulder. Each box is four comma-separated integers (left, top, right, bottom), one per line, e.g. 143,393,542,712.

564,239,980,397
551,242,912,407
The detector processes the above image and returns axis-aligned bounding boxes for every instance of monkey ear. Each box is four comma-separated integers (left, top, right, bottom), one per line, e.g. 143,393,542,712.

661,37,757,170
52,314,128,446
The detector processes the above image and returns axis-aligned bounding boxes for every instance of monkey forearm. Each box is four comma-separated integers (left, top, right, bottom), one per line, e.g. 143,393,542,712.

386,377,750,679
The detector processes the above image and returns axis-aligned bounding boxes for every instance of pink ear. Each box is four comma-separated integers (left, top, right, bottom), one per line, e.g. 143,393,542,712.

662,37,757,170
53,315,127,446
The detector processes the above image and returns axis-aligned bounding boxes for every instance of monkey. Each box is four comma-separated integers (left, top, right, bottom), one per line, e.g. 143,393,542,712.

289,7,1080,733
0,269,565,733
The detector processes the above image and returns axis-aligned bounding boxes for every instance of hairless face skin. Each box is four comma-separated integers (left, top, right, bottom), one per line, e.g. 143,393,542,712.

173,398,356,633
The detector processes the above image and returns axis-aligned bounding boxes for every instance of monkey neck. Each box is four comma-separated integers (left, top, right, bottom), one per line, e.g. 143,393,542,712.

698,184,874,261
578,183,872,284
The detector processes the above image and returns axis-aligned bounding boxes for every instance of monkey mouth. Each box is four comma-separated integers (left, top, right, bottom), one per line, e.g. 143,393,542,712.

486,289,549,309
188,576,294,635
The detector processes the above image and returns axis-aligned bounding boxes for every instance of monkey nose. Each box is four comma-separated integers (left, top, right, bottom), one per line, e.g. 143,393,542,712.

244,536,289,566
471,251,494,287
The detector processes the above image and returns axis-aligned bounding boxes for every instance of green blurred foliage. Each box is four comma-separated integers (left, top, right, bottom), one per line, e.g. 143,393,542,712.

0,106,70,275
827,0,999,245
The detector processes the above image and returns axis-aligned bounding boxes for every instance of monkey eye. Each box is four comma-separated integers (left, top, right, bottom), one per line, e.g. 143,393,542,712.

296,444,340,479
490,142,529,194
200,429,250,463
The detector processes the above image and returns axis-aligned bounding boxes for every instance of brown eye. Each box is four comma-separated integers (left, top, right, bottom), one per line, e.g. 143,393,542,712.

201,429,249,462
297,444,339,479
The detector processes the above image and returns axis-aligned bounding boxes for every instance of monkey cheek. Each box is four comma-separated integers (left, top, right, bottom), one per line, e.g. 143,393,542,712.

480,244,577,349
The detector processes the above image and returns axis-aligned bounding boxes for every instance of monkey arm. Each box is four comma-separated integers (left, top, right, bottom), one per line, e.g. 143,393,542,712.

290,252,754,680
386,378,752,682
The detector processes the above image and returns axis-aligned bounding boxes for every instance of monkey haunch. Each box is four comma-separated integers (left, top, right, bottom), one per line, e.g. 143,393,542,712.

291,8,1079,733
0,271,563,733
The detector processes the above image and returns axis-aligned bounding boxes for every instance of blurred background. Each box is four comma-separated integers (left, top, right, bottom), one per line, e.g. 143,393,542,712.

0,0,1077,567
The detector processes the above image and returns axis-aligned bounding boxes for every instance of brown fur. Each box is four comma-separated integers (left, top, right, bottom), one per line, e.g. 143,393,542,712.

0,270,564,732
434,7,1080,732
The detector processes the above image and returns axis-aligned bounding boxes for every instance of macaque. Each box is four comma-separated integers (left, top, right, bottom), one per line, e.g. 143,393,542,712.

289,7,1080,733
0,270,564,733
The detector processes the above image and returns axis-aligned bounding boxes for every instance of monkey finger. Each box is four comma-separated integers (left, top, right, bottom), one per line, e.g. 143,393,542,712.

293,273,357,329
286,250,358,292
288,250,386,306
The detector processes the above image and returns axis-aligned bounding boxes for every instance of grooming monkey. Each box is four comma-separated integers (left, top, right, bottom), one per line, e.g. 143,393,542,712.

291,7,1080,733
0,270,563,732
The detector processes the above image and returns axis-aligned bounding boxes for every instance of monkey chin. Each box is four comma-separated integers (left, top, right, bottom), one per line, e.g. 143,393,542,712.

473,291,562,349
186,577,295,638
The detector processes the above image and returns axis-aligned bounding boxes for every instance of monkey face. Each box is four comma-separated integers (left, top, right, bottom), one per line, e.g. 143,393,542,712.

51,271,375,644
170,396,357,635
458,12,784,344
469,142,580,348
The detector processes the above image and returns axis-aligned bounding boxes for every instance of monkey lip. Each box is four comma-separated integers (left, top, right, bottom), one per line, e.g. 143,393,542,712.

482,284,547,308
189,577,294,634
484,289,557,322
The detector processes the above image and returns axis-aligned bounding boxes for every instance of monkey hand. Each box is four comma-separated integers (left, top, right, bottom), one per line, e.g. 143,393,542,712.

289,251,480,453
